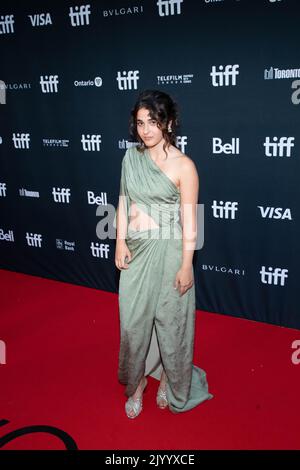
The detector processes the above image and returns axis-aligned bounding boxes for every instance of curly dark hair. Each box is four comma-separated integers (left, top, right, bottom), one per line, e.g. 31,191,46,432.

129,89,180,159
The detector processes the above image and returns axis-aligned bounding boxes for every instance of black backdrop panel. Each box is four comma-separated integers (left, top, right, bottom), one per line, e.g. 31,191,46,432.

0,0,299,328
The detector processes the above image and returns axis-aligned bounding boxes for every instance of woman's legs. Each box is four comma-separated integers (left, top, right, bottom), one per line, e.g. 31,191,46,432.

125,376,148,418
157,368,168,409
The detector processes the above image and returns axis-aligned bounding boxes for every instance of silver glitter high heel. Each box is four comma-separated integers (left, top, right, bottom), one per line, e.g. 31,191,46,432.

156,384,168,409
125,377,147,419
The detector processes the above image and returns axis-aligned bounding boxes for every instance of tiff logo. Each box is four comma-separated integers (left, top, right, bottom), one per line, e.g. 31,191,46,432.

264,137,295,157
69,4,91,26
210,65,239,87
0,14,15,34
157,0,183,16
212,201,238,219
52,187,71,203
0,80,6,104
213,138,240,155
0,340,6,364
26,232,42,248
260,266,288,286
12,133,30,149
90,242,110,259
81,134,101,151
40,75,59,93
176,136,187,154
116,71,139,90
0,182,7,197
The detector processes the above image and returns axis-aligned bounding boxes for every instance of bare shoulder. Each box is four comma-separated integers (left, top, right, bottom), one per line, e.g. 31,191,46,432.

170,147,197,173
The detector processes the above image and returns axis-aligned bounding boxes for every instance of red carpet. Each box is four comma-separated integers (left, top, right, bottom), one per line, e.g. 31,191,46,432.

0,268,299,450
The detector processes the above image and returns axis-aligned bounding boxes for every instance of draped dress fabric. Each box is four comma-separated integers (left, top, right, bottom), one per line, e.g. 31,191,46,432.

116,145,213,413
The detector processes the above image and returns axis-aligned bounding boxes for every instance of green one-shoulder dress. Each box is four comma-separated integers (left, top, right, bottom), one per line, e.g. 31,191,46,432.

116,145,213,413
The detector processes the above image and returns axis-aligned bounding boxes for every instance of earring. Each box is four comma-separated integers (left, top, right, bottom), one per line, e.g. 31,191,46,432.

168,125,172,133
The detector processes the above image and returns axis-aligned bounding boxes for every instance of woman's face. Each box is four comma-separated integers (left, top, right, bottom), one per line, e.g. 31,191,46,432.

136,107,164,148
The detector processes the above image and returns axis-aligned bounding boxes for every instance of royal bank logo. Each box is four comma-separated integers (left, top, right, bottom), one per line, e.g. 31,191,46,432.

258,206,292,220
212,138,240,155
12,133,30,149
52,188,71,203
212,201,239,219
157,74,193,85
0,182,7,197
26,232,42,248
0,14,15,34
90,241,110,259
81,134,102,151
0,229,14,242
264,66,300,80
56,239,75,251
40,75,59,93
210,65,239,87
74,77,102,87
28,13,52,27
102,5,144,17
87,191,108,205
43,139,70,147
116,70,139,90
69,4,91,26
264,137,295,157
260,266,288,286
157,0,183,16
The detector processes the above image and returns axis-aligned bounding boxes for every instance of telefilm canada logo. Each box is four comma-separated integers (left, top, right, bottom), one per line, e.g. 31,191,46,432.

157,74,193,85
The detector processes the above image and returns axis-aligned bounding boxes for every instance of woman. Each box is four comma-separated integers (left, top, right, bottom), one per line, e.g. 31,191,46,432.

115,90,212,418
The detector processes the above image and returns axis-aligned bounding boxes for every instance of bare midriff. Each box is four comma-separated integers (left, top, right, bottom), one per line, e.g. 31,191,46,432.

128,201,159,232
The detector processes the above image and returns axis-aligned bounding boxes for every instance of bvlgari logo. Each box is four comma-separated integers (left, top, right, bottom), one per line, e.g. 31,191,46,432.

202,265,246,276
0,81,31,91
102,5,144,17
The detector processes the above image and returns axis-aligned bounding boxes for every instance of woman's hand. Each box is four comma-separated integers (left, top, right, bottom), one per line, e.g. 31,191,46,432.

115,240,132,270
174,266,194,296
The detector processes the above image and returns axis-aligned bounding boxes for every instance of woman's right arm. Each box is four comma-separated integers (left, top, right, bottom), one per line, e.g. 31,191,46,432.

115,161,132,270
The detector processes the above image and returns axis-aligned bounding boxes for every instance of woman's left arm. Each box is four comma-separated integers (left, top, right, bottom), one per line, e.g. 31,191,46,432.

180,157,199,268
174,157,199,296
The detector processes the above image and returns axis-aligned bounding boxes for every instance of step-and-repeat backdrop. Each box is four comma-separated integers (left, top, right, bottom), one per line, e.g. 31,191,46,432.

0,0,299,328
